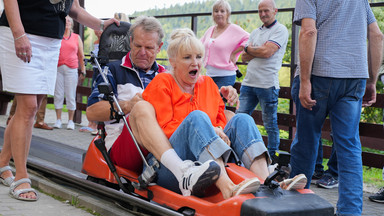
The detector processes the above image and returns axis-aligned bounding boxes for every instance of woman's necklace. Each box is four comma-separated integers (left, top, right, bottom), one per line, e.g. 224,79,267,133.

63,32,72,40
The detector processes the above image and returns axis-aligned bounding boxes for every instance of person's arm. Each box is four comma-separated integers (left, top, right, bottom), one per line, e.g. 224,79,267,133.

230,46,246,65
363,21,383,107
244,41,279,60
86,93,143,122
68,0,119,31
77,35,86,80
86,69,143,122
3,0,31,63
229,25,249,65
298,18,317,110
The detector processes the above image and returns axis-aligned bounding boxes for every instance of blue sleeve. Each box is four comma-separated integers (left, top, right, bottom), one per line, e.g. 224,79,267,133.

87,67,118,107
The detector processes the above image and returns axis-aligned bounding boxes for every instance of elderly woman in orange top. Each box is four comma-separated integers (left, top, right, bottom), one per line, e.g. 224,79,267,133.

143,28,306,199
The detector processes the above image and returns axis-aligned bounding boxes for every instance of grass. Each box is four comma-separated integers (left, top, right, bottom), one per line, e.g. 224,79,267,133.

322,158,384,190
363,166,384,189
43,191,100,216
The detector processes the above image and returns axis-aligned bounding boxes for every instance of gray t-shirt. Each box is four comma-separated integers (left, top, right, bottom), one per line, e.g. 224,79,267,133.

242,21,288,89
294,0,376,78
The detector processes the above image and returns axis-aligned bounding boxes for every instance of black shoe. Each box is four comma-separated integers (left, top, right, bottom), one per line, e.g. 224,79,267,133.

275,164,291,182
369,187,384,203
312,170,324,180
311,170,324,184
317,174,338,189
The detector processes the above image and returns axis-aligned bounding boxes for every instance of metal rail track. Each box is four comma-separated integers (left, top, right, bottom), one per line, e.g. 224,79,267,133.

0,126,182,216
25,157,183,216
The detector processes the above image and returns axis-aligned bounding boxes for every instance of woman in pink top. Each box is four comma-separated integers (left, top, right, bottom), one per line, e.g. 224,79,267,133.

201,0,249,88
53,16,86,130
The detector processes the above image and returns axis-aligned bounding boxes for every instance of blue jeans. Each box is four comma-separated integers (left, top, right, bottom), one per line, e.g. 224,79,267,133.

147,110,268,194
290,75,365,216
314,139,325,174
237,85,280,156
316,136,338,179
211,75,236,89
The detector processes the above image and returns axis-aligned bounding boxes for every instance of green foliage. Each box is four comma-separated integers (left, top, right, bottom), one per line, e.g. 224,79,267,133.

277,98,290,114
83,27,98,55
70,195,80,206
363,166,384,188
361,6,384,125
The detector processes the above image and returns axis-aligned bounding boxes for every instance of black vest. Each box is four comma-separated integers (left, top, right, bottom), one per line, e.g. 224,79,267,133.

0,0,73,39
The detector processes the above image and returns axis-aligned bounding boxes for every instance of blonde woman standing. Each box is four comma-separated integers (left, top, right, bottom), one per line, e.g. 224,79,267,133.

201,0,249,89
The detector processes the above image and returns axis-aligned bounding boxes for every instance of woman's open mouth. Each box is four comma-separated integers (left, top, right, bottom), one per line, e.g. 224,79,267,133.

189,70,198,76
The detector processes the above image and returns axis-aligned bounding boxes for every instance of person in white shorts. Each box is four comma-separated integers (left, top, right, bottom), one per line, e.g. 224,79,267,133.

0,0,118,201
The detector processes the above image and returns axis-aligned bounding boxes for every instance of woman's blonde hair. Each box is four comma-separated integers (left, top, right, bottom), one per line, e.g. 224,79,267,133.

167,28,204,60
212,0,232,23
66,16,74,32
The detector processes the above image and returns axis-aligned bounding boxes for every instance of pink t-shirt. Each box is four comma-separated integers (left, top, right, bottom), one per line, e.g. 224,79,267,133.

58,33,79,69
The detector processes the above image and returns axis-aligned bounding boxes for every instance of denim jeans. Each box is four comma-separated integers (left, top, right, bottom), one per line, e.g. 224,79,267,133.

316,137,338,179
147,110,268,194
290,75,365,216
211,75,236,89
314,139,325,174
237,85,280,156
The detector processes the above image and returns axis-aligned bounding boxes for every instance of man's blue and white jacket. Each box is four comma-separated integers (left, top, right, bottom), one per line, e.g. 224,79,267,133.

87,52,166,150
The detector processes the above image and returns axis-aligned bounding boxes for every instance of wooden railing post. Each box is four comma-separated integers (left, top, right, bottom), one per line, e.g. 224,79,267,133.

289,16,300,142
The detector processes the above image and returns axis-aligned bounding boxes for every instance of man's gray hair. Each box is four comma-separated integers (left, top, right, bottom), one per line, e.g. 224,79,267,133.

129,15,164,45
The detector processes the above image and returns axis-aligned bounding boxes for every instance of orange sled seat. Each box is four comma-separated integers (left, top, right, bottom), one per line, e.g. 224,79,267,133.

82,137,334,216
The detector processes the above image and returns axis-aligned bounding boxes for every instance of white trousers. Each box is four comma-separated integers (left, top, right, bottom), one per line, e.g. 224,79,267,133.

54,65,78,110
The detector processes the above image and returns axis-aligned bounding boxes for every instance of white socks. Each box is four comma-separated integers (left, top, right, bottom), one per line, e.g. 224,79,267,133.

160,149,184,181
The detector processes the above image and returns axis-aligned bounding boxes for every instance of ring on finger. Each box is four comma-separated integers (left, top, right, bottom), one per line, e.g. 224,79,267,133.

22,53,27,55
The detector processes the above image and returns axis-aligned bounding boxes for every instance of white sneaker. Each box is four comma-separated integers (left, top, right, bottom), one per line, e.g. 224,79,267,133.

67,120,75,130
179,160,220,197
53,119,62,129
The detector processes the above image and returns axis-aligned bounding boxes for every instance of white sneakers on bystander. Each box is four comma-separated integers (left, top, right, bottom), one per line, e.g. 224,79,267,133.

67,120,75,130
53,119,62,129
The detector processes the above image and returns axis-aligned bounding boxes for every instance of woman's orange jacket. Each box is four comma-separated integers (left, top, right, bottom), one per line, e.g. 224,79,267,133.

143,73,227,138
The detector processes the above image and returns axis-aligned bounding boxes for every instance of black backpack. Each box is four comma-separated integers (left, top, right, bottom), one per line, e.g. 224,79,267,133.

97,21,131,65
